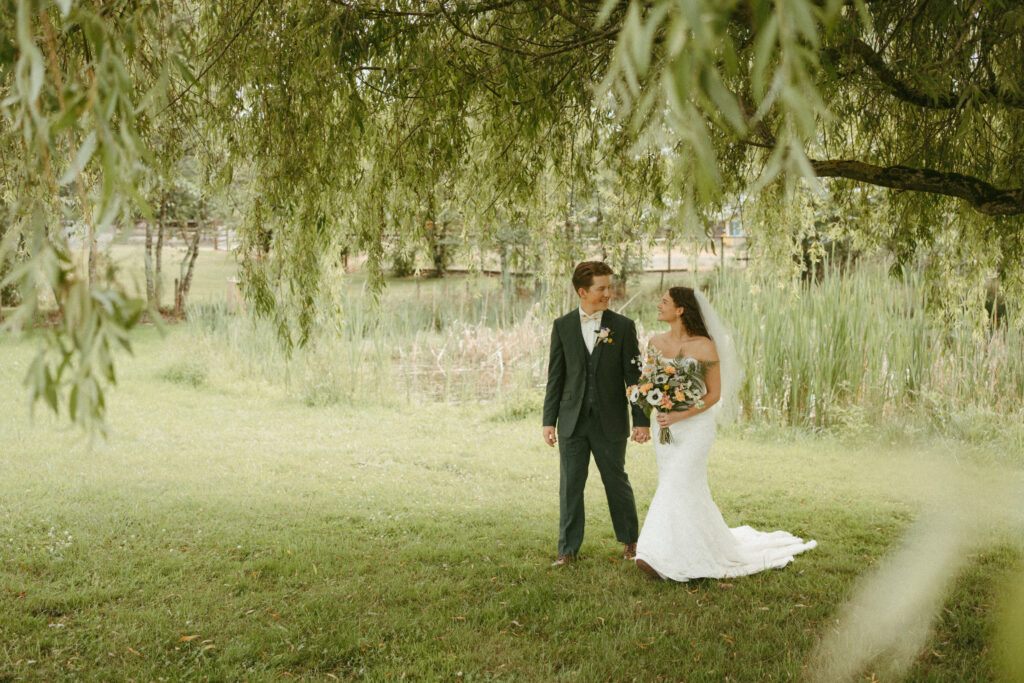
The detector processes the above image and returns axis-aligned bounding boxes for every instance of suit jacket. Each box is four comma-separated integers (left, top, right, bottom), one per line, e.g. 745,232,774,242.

542,308,649,439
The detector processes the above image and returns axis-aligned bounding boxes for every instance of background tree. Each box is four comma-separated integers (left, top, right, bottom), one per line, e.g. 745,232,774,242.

3,0,1023,427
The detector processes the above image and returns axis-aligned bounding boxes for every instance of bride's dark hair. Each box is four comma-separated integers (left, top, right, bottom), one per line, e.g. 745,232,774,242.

668,286,711,338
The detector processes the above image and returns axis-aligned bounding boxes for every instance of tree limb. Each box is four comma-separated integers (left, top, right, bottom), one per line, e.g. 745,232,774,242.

436,1,618,59
843,38,1024,110
328,0,521,19
810,159,1024,215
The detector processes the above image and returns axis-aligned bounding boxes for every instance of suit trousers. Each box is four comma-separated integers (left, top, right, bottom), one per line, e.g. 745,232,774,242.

558,406,639,556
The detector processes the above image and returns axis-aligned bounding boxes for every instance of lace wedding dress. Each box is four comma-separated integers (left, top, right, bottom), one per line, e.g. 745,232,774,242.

635,359,817,582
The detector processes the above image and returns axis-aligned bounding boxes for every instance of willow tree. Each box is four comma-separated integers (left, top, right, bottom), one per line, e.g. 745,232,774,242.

2,0,1023,427
200,0,1024,322
601,0,1023,301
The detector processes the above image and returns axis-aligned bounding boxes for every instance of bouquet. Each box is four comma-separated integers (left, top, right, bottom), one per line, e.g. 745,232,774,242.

627,354,714,444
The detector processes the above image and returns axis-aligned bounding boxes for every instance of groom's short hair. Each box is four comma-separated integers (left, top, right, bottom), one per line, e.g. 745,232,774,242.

572,261,614,293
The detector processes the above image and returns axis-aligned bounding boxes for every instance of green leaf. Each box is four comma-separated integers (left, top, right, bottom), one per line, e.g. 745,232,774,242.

44,367,59,412
853,0,873,32
596,0,621,28
171,54,198,87
69,382,80,421
788,0,820,47
751,14,779,99
703,69,746,133
59,131,98,186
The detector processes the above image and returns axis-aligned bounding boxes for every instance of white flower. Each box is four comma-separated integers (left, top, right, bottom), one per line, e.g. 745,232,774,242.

654,373,669,385
646,388,663,406
629,386,641,403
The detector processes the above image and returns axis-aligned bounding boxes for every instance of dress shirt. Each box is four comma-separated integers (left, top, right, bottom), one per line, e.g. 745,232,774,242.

579,307,603,354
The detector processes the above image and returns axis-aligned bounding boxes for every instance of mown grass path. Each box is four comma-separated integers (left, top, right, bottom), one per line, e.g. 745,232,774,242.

1,330,1019,680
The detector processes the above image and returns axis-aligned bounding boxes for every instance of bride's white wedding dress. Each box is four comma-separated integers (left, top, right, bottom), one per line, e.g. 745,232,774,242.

636,381,817,582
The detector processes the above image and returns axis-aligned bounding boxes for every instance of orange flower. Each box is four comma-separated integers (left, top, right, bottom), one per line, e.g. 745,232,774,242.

640,383,653,392
664,366,677,374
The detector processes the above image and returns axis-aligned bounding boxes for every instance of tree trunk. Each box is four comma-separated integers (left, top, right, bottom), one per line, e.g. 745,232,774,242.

532,252,543,299
175,219,202,317
87,224,98,284
424,193,447,278
616,243,630,298
430,221,448,277
143,220,156,308
499,242,512,319
666,229,672,271
155,194,166,309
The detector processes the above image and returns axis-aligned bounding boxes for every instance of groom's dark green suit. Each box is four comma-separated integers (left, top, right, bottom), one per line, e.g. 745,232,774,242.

543,308,649,557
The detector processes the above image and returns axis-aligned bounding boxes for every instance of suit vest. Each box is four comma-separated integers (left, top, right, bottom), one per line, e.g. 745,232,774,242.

583,343,601,415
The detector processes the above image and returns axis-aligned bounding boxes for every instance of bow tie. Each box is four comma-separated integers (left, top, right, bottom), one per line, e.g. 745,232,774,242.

580,311,602,323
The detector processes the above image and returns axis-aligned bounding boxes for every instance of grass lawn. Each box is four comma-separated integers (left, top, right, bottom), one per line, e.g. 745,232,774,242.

0,327,1021,681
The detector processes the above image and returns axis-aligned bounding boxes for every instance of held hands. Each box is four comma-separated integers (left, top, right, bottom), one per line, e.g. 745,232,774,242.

631,427,651,444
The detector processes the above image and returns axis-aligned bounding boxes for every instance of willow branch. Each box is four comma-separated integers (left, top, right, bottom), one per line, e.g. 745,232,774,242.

325,0,521,19
437,2,618,59
158,0,267,117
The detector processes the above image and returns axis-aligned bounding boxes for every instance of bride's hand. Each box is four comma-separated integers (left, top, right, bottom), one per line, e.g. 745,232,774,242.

655,411,680,428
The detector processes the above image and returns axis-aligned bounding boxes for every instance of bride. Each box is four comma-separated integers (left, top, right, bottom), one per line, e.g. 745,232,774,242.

635,286,817,581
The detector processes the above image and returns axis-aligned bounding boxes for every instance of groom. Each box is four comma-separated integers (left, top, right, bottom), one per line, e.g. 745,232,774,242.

542,261,650,566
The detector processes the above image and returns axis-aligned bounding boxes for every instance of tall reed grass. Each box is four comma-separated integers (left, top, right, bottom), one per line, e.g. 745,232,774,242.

693,265,1024,431
183,265,1024,435
186,276,548,411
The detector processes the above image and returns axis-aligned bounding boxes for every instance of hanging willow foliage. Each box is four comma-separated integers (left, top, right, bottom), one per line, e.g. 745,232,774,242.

2,0,1023,430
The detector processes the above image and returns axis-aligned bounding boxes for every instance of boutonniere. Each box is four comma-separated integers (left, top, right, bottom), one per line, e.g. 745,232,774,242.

595,327,613,344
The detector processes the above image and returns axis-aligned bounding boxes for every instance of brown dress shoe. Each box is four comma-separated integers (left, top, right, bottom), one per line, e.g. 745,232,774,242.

551,554,576,567
636,558,662,580
623,543,637,560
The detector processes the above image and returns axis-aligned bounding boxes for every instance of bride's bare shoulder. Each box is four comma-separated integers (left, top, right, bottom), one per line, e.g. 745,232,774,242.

692,336,719,362
646,334,667,354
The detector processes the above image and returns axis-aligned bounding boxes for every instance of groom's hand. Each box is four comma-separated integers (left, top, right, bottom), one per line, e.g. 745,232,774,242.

542,426,557,447
631,427,651,443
